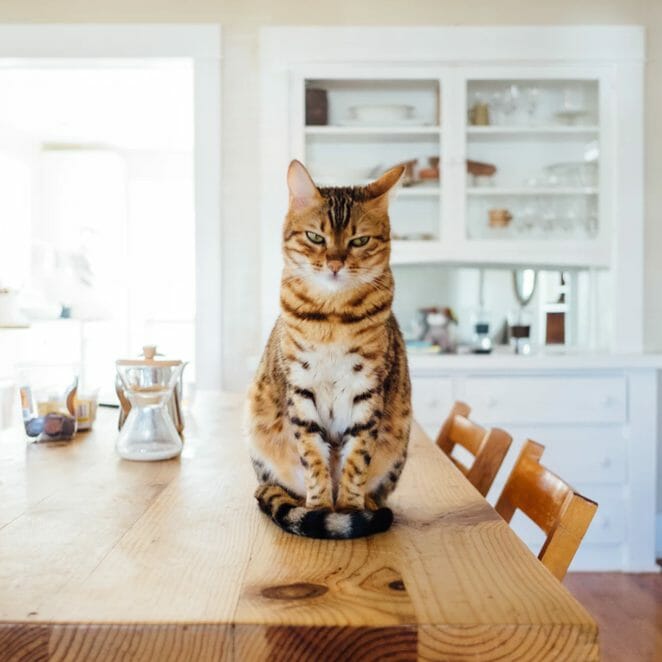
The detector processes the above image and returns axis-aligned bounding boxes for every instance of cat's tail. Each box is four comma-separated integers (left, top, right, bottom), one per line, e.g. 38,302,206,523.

255,484,393,539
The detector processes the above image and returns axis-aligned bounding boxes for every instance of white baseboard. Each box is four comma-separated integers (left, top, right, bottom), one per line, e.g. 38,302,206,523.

657,513,662,559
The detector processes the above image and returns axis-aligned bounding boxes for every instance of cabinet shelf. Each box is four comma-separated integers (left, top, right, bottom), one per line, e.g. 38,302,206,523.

391,238,610,268
467,125,599,136
305,125,440,136
399,186,440,197
467,187,598,196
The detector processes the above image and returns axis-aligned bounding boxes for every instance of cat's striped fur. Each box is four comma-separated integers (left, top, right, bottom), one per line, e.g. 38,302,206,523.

246,160,411,539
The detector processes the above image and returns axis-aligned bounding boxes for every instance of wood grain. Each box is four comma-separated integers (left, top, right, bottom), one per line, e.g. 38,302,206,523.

0,393,598,660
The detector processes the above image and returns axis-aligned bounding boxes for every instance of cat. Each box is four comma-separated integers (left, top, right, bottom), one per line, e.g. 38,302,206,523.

245,160,411,539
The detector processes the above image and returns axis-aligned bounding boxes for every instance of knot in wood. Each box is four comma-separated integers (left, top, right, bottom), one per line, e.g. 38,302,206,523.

261,582,328,600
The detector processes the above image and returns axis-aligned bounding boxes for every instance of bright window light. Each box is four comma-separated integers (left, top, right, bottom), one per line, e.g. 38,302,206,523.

0,60,195,402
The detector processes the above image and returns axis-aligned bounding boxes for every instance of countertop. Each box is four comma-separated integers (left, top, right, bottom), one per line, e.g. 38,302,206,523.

408,348,662,373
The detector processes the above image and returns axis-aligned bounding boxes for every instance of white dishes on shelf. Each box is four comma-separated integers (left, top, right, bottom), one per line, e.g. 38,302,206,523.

554,109,589,126
344,103,415,124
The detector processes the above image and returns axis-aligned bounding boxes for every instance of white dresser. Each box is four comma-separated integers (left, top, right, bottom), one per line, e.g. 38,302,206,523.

409,352,661,572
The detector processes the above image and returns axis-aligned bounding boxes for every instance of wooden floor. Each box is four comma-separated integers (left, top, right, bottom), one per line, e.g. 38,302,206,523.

565,571,661,661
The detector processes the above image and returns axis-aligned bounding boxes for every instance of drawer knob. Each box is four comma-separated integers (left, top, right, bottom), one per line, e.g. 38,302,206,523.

486,396,498,408
427,399,440,408
602,517,610,530
602,395,616,407
600,457,612,469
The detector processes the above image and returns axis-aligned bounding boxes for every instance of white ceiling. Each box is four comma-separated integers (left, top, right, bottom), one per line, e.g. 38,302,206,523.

0,61,193,151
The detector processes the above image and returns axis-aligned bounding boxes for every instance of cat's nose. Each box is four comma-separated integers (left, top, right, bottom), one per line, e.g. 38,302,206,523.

327,259,343,275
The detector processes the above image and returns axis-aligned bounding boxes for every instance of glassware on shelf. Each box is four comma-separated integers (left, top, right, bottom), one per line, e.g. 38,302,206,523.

489,91,505,125
488,86,515,126
525,85,541,125
583,198,599,238
543,162,598,187
555,84,589,125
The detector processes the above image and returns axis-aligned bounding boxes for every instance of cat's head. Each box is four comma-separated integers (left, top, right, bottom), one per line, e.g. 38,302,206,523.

282,160,404,293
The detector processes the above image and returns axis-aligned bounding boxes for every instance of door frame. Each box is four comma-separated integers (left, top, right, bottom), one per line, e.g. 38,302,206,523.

0,24,223,389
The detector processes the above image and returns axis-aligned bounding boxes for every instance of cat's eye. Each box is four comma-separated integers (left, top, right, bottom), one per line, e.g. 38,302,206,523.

306,231,325,244
349,236,370,248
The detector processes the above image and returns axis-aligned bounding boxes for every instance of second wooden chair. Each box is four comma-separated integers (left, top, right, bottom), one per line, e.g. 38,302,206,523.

495,439,598,581
435,401,512,497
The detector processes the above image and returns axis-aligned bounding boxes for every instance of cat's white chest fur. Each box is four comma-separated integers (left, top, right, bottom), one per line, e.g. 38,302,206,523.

292,342,371,442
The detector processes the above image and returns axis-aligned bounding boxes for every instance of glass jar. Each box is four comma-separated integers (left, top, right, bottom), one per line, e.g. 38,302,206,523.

115,347,185,461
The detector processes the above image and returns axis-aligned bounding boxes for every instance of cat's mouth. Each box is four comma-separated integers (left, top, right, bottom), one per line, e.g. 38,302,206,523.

304,266,350,292
324,269,346,290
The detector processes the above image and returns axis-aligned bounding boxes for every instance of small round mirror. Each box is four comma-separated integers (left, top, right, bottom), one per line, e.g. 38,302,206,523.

512,269,537,308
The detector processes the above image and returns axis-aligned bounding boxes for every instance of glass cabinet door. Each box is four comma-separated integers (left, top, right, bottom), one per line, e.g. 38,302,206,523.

298,75,443,244
464,77,600,244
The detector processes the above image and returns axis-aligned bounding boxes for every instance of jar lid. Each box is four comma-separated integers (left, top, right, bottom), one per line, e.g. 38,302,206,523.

116,345,182,367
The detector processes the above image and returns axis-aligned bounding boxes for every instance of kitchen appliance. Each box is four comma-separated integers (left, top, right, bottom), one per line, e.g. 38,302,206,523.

510,269,537,355
115,346,186,461
471,321,493,354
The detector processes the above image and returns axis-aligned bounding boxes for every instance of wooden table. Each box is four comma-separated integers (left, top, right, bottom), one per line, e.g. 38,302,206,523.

0,393,598,661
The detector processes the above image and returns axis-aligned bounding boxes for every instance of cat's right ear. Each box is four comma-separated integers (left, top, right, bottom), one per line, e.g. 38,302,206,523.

287,160,321,210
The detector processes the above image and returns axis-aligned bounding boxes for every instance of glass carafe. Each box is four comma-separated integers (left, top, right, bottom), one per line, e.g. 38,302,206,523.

115,356,184,461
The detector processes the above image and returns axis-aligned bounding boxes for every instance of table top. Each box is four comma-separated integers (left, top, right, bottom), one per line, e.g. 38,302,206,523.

0,393,598,661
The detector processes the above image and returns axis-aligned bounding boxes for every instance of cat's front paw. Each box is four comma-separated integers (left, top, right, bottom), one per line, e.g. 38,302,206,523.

306,495,333,509
335,495,365,511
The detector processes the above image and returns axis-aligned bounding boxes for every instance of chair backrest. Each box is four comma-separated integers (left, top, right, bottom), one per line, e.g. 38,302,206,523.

495,439,598,581
435,401,512,497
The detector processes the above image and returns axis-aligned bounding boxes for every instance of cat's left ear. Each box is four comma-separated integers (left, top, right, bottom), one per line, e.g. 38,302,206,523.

363,165,406,207
287,160,322,210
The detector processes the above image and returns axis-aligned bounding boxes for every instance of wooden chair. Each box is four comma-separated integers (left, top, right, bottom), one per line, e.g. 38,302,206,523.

495,440,598,581
435,401,512,497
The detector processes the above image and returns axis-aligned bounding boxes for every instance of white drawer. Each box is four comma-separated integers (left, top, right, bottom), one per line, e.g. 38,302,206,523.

463,375,626,425
411,377,454,427
499,425,627,487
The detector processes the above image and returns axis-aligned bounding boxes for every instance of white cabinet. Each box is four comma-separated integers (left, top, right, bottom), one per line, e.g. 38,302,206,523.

409,357,659,572
259,26,644,354
287,65,621,270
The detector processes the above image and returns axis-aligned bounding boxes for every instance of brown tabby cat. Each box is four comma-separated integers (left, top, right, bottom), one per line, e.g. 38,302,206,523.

245,160,411,539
